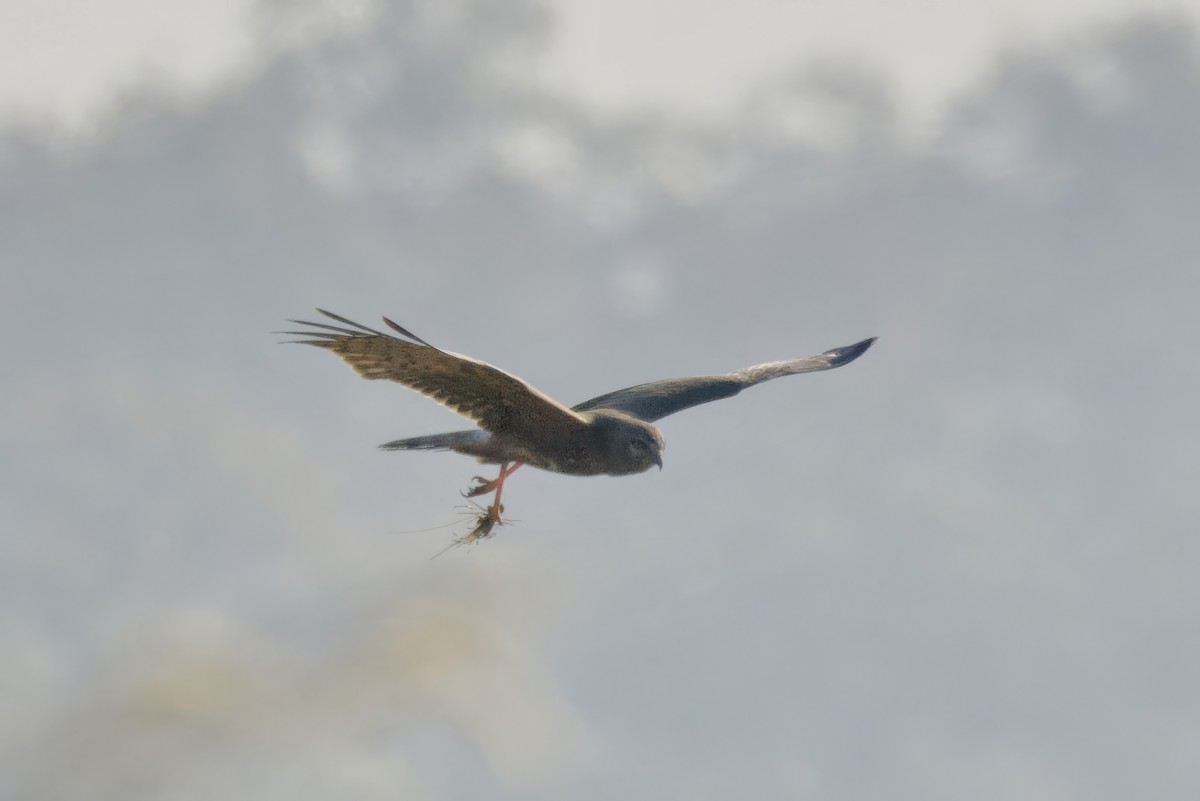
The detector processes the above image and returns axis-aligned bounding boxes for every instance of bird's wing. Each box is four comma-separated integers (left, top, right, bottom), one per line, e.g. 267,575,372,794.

572,336,876,422
282,310,589,441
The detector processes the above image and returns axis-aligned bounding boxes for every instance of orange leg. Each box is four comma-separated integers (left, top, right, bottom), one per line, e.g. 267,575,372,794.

465,461,523,498
462,462,523,542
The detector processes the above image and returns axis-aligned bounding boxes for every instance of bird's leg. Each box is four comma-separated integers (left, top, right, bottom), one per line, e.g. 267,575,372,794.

464,461,523,498
461,462,522,543
489,461,523,512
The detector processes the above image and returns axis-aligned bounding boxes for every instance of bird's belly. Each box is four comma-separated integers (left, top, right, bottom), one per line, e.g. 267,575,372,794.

468,436,603,476
521,449,609,476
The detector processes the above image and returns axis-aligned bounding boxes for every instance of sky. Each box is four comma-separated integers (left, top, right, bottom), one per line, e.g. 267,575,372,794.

0,0,1191,132
3,0,1200,799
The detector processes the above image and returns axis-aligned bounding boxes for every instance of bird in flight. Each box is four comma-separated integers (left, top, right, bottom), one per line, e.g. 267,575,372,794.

282,310,876,544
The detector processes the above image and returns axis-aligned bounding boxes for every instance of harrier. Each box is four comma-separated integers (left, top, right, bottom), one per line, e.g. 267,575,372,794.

283,310,875,543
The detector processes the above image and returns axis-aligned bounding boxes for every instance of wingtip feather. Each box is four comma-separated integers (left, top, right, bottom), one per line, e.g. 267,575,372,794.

316,309,388,337
382,316,434,347
824,336,877,367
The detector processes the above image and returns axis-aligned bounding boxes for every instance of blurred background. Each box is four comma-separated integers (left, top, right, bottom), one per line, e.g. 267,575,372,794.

3,0,1199,798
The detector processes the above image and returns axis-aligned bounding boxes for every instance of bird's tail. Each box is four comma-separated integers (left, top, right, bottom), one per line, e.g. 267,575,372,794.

378,430,486,452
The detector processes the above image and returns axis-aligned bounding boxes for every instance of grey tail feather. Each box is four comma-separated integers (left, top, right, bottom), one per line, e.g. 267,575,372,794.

378,430,484,451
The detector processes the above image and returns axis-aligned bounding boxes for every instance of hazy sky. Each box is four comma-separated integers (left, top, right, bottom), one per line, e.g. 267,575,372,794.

3,0,1196,130
4,1,1199,799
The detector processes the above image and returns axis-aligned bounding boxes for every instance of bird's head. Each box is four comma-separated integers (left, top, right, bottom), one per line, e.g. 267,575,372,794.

589,410,665,475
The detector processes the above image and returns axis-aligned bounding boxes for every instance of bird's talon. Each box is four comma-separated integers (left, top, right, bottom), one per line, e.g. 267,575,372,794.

463,476,498,498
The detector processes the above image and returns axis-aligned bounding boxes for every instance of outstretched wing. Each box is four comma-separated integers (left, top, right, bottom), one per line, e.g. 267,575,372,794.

281,310,589,442
572,337,876,422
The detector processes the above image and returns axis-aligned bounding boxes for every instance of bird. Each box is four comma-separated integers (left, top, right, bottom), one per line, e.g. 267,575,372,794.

282,309,876,543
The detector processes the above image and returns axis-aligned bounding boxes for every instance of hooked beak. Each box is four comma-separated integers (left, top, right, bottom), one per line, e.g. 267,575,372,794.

654,452,663,470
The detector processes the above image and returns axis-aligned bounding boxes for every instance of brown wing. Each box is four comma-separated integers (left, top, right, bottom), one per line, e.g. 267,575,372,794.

281,309,589,443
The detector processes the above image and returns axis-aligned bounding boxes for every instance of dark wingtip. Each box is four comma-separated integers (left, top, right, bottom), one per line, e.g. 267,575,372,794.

316,309,388,337
381,316,434,347
273,336,337,347
825,336,878,367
